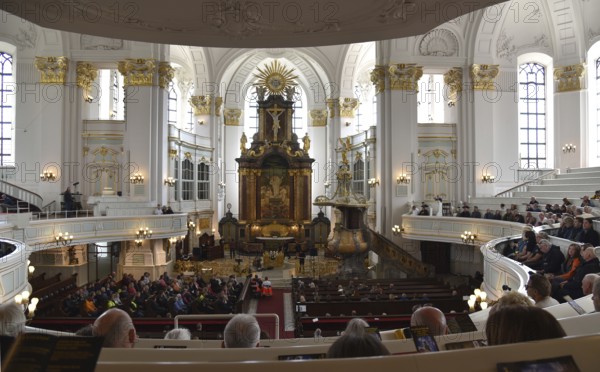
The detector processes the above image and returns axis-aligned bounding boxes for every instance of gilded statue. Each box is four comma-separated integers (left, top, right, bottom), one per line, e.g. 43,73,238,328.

339,137,351,164
302,133,311,153
240,132,247,154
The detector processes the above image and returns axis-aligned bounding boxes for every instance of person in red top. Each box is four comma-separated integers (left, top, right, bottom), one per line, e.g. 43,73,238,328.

262,276,272,297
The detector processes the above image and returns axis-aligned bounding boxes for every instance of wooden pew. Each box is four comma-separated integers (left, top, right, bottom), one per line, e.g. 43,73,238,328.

95,334,600,372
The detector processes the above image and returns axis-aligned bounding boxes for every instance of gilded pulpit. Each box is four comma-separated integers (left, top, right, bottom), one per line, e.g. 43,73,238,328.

236,61,314,251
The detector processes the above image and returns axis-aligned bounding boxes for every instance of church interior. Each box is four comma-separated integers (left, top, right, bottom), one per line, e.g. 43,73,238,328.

1,0,600,369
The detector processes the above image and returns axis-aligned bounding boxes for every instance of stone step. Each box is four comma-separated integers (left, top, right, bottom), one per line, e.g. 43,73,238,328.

513,191,588,199
566,166,600,174
528,184,598,192
542,177,600,185
555,171,600,179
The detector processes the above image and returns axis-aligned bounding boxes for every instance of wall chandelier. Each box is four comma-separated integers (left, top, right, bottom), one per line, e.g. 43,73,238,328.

55,232,73,246
481,175,495,183
460,231,476,245
130,173,144,184
40,171,56,182
397,175,410,184
562,143,576,153
368,178,380,188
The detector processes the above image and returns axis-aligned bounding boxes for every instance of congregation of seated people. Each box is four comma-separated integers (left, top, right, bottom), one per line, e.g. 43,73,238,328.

505,222,600,302
410,192,600,227
60,271,244,318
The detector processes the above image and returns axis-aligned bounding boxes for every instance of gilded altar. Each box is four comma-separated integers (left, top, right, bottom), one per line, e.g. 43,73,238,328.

236,92,314,249
219,61,328,255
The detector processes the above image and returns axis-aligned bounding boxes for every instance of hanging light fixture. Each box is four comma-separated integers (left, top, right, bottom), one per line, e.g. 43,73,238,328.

55,232,73,246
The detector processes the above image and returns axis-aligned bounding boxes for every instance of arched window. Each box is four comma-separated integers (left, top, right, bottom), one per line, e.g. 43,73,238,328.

174,160,179,200
0,52,14,165
244,97,259,137
291,87,307,137
181,159,193,200
244,75,307,138
418,74,445,123
595,57,600,159
352,157,364,195
97,68,124,120
187,96,194,132
197,162,210,200
168,81,178,126
518,62,547,169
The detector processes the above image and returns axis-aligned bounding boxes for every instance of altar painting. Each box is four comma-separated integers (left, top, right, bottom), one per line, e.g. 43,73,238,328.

260,158,290,219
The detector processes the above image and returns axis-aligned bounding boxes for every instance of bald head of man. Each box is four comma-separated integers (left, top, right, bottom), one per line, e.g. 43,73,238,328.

93,308,137,348
410,306,448,336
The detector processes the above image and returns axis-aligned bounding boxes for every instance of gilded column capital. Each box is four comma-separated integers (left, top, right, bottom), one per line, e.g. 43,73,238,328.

340,97,360,118
554,63,585,92
224,108,242,126
470,64,499,91
215,97,223,116
370,65,386,94
388,63,423,91
168,149,178,159
117,58,156,86
189,95,212,115
326,98,339,118
76,62,98,100
34,56,69,84
309,109,327,127
158,62,175,89
444,67,463,107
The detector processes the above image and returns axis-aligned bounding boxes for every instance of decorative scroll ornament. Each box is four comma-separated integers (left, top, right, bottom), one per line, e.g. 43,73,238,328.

370,65,386,94
554,63,585,92
326,98,339,118
388,63,423,91
215,97,223,116
189,95,212,115
117,58,156,86
340,97,360,118
253,60,298,96
224,108,242,126
470,64,499,91
34,56,68,84
444,68,463,107
184,151,192,160
169,149,178,159
378,0,413,23
309,109,327,127
76,62,98,100
281,141,304,157
248,142,271,157
158,62,175,89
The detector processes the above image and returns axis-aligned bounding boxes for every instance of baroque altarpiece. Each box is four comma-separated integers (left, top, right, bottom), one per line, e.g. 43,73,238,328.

232,61,316,252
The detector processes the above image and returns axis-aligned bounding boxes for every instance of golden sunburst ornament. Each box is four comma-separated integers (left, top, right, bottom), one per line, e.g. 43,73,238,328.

254,60,298,95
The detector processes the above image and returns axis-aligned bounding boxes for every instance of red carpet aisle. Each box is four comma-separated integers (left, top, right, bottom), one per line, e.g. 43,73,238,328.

255,289,295,339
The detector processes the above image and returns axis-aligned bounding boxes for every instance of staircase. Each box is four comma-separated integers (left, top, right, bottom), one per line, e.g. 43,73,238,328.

367,229,435,278
0,180,43,212
517,167,600,200
470,167,600,212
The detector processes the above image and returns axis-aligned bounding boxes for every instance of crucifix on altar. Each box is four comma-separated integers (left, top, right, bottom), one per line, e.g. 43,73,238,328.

267,105,285,141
